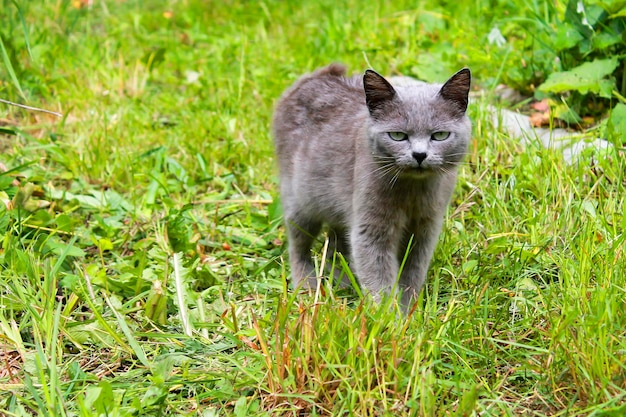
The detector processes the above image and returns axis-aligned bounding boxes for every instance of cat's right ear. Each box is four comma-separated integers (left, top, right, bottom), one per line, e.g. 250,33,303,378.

364,70,397,116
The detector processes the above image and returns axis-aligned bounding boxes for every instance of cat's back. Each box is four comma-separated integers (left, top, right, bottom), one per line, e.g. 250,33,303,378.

272,64,365,149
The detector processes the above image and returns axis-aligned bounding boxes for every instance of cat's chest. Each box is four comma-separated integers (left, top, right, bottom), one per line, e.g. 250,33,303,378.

350,182,444,231
377,178,445,212
393,192,441,221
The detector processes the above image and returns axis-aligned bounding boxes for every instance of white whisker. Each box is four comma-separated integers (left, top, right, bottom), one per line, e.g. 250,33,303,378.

389,167,402,188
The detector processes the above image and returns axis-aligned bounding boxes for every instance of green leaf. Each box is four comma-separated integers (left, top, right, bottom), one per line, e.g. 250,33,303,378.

45,239,86,258
234,396,249,417
267,198,282,225
582,200,597,219
54,214,73,232
218,225,268,248
0,201,9,234
140,384,167,407
90,381,116,414
587,0,626,16
592,30,623,50
83,385,103,410
610,8,626,17
458,384,479,415
65,321,115,346
462,259,479,275
608,103,626,140
410,48,455,83
0,176,14,191
538,58,619,98
553,24,584,51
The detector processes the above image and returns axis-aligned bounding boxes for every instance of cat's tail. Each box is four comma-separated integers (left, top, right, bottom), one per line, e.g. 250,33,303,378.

317,63,347,77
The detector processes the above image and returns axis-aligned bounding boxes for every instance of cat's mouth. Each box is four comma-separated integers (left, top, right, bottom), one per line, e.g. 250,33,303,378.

403,166,433,178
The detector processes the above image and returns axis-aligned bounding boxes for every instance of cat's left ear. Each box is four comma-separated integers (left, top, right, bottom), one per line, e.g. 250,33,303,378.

364,69,397,116
438,68,471,113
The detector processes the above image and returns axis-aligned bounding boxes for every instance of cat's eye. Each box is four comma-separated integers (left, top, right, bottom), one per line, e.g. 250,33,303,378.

431,131,451,141
388,132,408,141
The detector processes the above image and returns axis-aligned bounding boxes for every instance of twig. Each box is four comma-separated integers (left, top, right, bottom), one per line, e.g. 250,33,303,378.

0,98,62,118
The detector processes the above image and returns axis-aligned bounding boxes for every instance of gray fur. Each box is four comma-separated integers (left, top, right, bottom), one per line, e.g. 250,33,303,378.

273,63,471,309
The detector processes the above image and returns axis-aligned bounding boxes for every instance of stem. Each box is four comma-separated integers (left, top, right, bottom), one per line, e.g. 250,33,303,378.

621,61,626,96
0,98,62,117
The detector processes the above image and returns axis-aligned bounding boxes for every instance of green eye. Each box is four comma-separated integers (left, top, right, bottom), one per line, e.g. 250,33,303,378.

431,131,450,141
388,132,408,141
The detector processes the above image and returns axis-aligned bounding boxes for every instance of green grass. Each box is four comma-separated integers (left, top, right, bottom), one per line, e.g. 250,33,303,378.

1,0,625,415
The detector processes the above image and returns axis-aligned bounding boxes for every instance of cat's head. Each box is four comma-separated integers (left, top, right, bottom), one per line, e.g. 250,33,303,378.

363,68,471,181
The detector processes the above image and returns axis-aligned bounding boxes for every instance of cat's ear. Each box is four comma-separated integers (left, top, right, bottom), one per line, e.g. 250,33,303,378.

438,68,471,113
363,70,397,115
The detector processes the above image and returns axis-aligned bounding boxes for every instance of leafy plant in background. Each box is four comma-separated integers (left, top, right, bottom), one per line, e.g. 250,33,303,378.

535,0,625,128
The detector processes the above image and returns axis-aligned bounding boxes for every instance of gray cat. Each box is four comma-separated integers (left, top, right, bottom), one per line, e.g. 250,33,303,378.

273,63,471,309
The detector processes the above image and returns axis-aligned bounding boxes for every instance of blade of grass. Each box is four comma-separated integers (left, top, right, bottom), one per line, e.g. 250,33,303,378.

102,292,151,369
0,35,25,99
79,273,135,355
11,0,32,59
172,252,192,337
23,374,49,417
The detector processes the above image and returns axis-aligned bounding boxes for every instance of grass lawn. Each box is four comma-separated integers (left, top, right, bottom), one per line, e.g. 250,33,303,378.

1,0,625,415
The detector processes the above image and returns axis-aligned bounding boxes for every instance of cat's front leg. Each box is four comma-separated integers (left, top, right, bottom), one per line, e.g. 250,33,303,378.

350,216,402,301
398,218,443,309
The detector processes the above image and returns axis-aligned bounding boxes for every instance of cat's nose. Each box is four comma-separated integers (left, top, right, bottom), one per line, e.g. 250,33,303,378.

412,152,427,165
